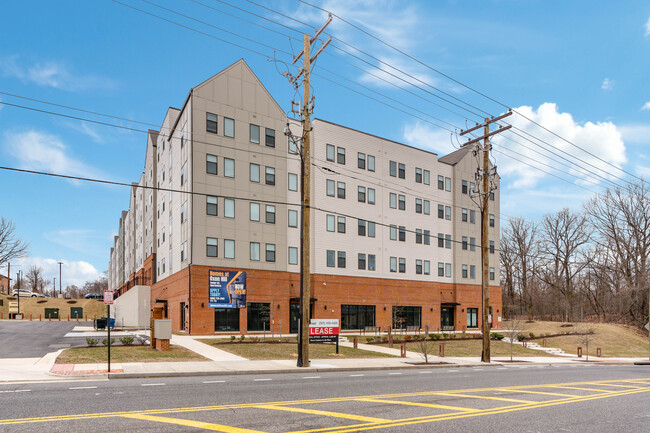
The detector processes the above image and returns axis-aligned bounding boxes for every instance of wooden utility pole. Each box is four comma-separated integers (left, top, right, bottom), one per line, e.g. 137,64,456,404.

291,16,332,368
460,111,512,363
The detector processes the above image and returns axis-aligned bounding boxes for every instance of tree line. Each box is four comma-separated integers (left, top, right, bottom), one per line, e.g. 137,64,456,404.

500,181,650,328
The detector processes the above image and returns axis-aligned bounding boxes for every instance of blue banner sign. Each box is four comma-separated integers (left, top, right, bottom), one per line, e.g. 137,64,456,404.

208,270,246,309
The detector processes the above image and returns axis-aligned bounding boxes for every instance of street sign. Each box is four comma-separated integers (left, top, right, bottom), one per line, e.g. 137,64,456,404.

309,319,339,343
103,290,114,305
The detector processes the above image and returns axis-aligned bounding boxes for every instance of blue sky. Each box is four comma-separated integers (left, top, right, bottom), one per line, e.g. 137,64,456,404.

1,0,649,286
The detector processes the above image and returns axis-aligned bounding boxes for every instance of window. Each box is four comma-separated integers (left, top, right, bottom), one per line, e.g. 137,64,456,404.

265,205,276,224
390,257,397,272
438,262,444,276
180,162,187,185
288,247,298,265
490,191,495,201
265,167,275,185
181,201,187,223
368,221,376,237
288,173,298,191
358,253,366,270
224,239,235,259
206,112,217,133
398,163,405,179
265,128,275,147
224,198,234,218
265,243,276,262
416,229,423,244
207,196,218,216
250,124,260,144
337,216,346,233
445,206,451,220
398,195,405,210
337,182,346,198
249,163,260,183
399,257,406,273
358,219,366,236
462,264,468,278
424,200,430,215
424,260,430,275
390,225,397,241
250,242,260,261
368,188,375,204
489,214,495,227
288,209,298,227
470,265,476,279
367,155,375,172
462,236,468,250
358,186,366,202
462,208,468,222
341,305,375,330
470,182,476,196
466,237,473,251
161,258,165,274
438,204,444,219
490,240,495,254
415,198,422,214
415,168,422,183
368,254,376,271
389,193,397,209
326,144,335,162
224,158,235,178
389,160,397,177
337,251,346,268
490,267,495,281
438,233,444,248
206,154,217,175
326,179,335,196
416,259,423,274
467,308,478,328
470,210,476,224
358,152,366,169
250,202,260,221
181,241,187,262
337,147,346,164
423,169,430,185
247,302,270,332
224,117,234,137
462,180,468,194
207,237,218,257
327,250,335,267
424,230,430,245
438,175,444,189
445,177,451,192
445,263,452,277
326,214,335,232
445,234,452,249
399,226,406,242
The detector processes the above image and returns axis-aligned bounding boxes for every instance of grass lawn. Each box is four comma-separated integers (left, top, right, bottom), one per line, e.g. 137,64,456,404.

203,340,396,360
503,320,649,358
379,339,553,358
56,345,209,364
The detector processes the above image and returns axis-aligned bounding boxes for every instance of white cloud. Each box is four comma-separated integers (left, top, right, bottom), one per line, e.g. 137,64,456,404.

492,103,627,190
43,229,107,258
64,121,104,143
402,121,457,156
601,77,613,91
642,102,650,111
645,17,650,36
14,256,100,288
618,123,650,144
3,130,99,179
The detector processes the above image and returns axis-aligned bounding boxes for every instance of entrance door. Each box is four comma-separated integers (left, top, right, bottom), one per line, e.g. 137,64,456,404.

441,307,454,331
180,302,186,331
290,303,299,334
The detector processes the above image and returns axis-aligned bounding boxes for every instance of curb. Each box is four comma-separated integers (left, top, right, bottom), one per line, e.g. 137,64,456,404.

633,360,650,365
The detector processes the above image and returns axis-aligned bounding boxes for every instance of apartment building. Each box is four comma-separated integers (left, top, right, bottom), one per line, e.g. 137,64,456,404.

108,59,502,335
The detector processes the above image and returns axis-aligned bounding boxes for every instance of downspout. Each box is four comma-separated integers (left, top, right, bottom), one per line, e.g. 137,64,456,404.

188,90,194,335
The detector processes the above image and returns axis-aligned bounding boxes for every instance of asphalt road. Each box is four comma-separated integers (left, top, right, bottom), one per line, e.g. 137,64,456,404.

0,321,91,358
1,364,649,432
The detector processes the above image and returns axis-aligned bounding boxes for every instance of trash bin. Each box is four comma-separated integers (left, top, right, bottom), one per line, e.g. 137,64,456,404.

100,317,115,329
95,318,107,330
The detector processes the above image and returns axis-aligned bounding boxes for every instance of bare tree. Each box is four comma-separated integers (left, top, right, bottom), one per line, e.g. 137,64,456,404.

0,217,29,266
415,325,434,363
503,318,523,362
24,265,49,293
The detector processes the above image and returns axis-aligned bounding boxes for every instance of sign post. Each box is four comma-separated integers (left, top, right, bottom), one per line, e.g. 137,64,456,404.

104,290,114,372
309,319,340,354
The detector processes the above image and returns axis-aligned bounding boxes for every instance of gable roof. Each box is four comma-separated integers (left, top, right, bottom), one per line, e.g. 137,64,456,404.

438,146,472,166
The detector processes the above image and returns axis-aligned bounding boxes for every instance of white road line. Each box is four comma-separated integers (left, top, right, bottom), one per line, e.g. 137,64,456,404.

349,374,364,377
497,367,508,370
419,371,432,374
302,376,321,379
202,380,226,384
254,378,272,381
473,368,483,371
141,383,165,387
69,386,98,390
388,373,402,375
0,391,14,393
448,369,459,372
15,389,31,392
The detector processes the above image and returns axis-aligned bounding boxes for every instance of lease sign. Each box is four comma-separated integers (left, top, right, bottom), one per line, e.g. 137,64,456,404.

309,319,339,343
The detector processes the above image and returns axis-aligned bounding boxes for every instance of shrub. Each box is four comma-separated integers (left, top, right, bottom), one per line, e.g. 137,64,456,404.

86,337,99,347
529,332,535,338
102,338,115,346
516,334,526,342
366,337,374,343
119,336,134,346
430,333,441,340
230,335,236,341
375,336,383,342
240,335,245,341
404,335,412,341
381,336,388,342
490,332,504,341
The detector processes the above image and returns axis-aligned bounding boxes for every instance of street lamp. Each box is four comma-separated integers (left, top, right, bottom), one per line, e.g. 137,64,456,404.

58,261,63,296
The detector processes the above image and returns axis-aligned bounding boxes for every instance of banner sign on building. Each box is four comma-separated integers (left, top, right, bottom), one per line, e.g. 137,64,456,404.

309,319,339,343
208,270,246,309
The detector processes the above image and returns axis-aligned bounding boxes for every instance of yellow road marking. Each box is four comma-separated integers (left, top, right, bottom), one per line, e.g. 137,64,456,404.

544,385,611,393
499,389,576,398
594,383,645,389
121,414,264,433
256,405,387,423
430,392,531,403
356,398,479,412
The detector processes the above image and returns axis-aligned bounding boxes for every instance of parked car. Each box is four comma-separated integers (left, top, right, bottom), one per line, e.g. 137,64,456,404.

12,289,37,297
84,293,103,299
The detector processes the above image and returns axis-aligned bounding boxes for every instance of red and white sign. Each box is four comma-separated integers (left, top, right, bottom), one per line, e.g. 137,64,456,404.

309,319,339,342
103,290,114,305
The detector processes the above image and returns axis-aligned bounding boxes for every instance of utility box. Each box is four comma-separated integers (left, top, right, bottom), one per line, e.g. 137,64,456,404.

154,319,172,339
70,307,83,319
44,308,59,319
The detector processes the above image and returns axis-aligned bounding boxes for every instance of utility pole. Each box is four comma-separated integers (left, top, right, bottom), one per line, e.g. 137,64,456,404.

6,262,10,294
16,271,21,318
58,261,63,297
460,111,511,363
285,15,332,368
53,278,56,298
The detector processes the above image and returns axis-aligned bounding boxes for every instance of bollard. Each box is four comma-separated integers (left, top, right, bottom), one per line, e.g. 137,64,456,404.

48,314,51,321
85,314,87,321
30,314,32,321
39,314,42,321
597,347,601,357
353,336,358,349
577,347,582,358
400,343,406,358
76,315,79,322
542,338,546,347
439,342,445,357
523,341,527,347
389,335,393,348
67,314,69,322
